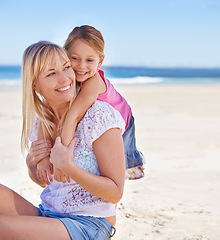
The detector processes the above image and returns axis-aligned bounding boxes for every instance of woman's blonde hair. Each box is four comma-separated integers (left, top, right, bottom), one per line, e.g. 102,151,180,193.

21,41,73,152
64,25,105,59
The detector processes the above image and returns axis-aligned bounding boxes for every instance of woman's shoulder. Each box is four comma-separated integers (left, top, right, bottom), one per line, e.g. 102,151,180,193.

89,100,111,110
83,100,125,131
88,100,121,118
79,100,125,144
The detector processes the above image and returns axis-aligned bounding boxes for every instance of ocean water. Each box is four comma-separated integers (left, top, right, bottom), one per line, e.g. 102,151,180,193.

0,65,220,87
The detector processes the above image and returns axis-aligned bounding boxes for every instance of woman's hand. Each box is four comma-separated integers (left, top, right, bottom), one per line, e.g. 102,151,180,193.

52,128,125,204
50,137,77,174
26,139,52,187
28,139,52,168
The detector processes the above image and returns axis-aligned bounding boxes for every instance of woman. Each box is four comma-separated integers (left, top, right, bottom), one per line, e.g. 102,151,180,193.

0,41,125,239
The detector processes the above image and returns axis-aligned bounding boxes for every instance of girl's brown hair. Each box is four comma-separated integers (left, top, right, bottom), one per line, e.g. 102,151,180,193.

64,25,105,59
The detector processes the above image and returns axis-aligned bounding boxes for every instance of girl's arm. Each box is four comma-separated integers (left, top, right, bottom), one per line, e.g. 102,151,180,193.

50,128,125,204
61,72,106,146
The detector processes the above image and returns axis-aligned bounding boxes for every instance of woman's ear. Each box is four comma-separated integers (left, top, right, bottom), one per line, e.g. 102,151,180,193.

33,81,39,92
98,55,105,68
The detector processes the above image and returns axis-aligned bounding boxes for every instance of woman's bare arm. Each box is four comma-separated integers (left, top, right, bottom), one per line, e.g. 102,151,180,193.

50,128,125,204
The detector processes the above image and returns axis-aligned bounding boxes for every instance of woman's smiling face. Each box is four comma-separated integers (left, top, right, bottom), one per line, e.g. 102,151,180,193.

35,53,76,110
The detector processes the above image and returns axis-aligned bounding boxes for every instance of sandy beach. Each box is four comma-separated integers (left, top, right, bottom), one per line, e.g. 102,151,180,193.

0,84,220,239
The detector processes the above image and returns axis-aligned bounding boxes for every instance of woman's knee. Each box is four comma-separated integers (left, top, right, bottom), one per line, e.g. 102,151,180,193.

0,184,38,216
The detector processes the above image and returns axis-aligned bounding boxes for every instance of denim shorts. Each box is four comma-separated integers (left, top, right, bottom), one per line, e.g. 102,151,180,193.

123,114,146,169
37,205,116,239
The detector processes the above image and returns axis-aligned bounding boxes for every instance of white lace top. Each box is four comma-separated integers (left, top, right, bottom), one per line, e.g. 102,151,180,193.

31,101,125,218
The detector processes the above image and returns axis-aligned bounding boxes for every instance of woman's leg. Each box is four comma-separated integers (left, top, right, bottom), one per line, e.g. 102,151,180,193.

0,184,71,239
0,184,38,216
0,215,71,240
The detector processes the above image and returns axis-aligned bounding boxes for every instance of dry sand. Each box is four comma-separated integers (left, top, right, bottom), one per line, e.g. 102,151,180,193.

0,84,220,240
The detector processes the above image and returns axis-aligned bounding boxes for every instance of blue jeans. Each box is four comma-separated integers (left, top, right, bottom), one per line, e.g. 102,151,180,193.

37,205,115,239
123,114,145,169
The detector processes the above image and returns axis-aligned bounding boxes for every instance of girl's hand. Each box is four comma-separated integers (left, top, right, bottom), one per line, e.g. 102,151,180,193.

37,157,53,185
29,139,52,167
50,137,77,173
53,168,70,183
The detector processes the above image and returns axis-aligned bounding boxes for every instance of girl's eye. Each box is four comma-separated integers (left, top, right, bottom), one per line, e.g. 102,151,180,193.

71,57,78,60
87,59,94,62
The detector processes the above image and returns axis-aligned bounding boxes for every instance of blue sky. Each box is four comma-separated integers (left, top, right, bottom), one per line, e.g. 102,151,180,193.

0,0,219,67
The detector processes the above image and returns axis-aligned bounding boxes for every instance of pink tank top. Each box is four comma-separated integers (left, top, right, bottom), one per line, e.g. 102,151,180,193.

97,69,131,129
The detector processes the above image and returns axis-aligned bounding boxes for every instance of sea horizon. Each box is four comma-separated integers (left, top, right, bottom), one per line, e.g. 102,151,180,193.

0,65,220,86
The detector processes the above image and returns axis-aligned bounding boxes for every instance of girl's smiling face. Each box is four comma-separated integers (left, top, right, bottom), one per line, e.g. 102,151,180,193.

68,39,104,82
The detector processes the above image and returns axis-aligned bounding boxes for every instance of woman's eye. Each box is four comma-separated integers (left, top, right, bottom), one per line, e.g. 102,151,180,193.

46,72,55,77
65,65,71,70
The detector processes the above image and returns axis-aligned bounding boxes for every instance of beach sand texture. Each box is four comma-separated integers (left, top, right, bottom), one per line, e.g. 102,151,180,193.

0,84,220,239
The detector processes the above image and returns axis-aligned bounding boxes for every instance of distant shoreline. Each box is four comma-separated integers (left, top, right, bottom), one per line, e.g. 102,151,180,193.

1,65,220,78
1,65,220,87
1,78,220,89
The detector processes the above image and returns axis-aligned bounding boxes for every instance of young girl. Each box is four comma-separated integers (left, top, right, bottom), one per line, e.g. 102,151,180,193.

37,25,145,182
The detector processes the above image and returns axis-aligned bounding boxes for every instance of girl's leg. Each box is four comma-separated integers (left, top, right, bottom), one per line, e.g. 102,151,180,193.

0,215,71,240
0,184,38,216
122,115,145,180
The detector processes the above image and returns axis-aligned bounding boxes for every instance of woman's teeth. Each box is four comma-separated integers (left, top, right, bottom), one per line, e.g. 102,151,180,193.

57,85,71,92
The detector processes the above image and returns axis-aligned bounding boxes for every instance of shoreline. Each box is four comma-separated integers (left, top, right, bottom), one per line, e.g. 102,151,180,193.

1,76,220,91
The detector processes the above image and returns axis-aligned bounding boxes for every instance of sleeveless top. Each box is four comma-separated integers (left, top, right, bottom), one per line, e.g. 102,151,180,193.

31,101,125,218
83,69,131,130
